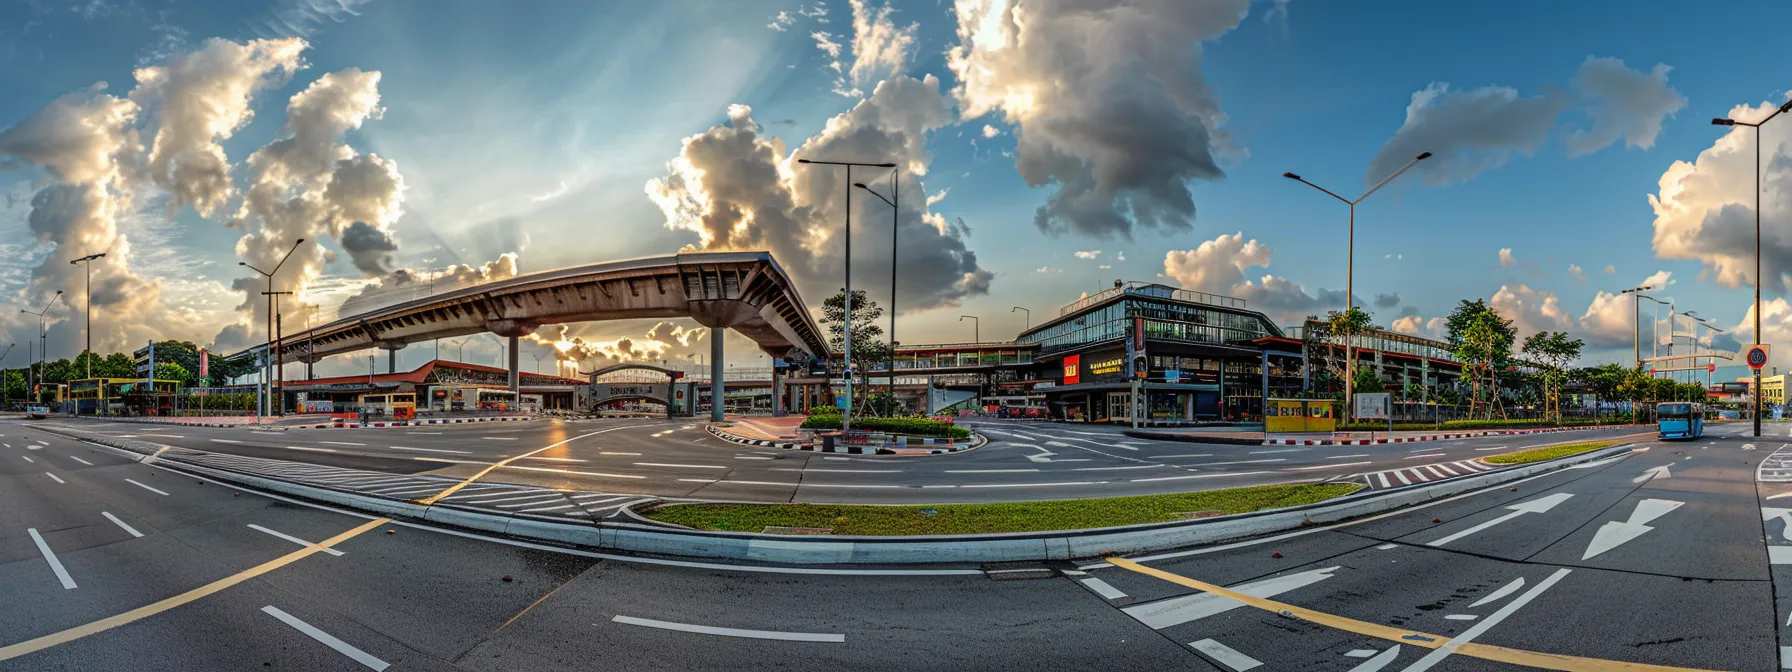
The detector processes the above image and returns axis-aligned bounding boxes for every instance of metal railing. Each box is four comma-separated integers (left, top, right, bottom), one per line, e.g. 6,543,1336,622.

1057,282,1246,317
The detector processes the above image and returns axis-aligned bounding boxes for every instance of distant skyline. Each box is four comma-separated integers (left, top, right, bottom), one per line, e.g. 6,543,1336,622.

3,0,1792,380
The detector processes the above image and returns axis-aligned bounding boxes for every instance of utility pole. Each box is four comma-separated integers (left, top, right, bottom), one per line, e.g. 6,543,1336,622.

264,290,293,415
240,238,305,419
69,253,105,381
798,158,897,432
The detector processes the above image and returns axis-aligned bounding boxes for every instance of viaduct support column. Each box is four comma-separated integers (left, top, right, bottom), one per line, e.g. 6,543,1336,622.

508,335,520,395
772,362,784,417
710,327,725,422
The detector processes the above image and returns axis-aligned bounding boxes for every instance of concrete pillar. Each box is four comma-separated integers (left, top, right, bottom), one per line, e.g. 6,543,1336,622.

709,326,725,422
771,364,784,416
1421,359,1430,403
1300,344,1310,389
388,348,397,374
508,334,520,394
1260,351,1269,422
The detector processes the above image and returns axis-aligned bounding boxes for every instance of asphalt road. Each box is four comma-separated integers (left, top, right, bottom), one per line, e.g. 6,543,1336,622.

31,416,1655,504
3,419,1789,669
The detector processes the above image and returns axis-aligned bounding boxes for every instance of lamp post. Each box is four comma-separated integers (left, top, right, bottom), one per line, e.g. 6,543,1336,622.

959,315,979,343
69,252,105,381
240,238,306,419
262,291,293,413
1011,306,1030,331
1714,101,1792,436
21,291,62,404
855,171,902,418
1687,311,1722,390
797,158,896,432
1283,151,1431,419
1638,293,1671,377
1620,285,1654,369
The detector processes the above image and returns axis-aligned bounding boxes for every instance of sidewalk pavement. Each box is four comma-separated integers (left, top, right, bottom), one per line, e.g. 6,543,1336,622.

726,416,807,441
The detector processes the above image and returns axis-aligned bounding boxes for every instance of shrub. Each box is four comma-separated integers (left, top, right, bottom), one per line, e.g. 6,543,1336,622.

798,414,970,439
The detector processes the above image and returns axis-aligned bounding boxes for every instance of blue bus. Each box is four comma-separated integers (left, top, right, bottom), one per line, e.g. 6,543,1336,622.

1657,402,1704,440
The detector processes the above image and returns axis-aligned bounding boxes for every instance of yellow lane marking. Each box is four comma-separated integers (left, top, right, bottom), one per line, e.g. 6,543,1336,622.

1107,558,1723,672
415,424,650,505
0,517,389,662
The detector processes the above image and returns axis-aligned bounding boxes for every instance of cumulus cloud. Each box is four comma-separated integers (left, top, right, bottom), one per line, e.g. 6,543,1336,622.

847,0,915,85
948,0,1250,238
1498,248,1516,267
1368,82,1566,187
1569,264,1586,282
981,124,1001,138
1490,283,1573,337
1565,57,1686,157
524,320,709,365
1373,293,1400,309
1391,314,1448,338
1649,98,1792,292
1577,289,1635,347
768,10,795,31
646,76,991,313
336,253,520,318
1604,264,1616,274
1035,266,1059,274
1074,249,1102,260
1162,231,1353,324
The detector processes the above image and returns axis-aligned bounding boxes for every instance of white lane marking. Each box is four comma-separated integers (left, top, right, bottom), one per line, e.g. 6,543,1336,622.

1634,465,1672,483
611,615,844,642
1468,577,1526,608
1474,445,1509,451
1346,649,1379,658
27,445,42,450
518,503,579,512
1398,568,1571,671
733,456,774,460
1073,465,1164,472
571,494,630,503
261,605,390,670
1407,469,1430,482
405,431,443,435
633,462,726,469
1376,543,1398,550
1150,453,1214,459
318,441,366,446
1249,448,1309,454
1287,462,1372,471
1444,614,1478,620
521,456,588,463
1433,464,1460,476
44,472,64,484
770,468,901,473
281,446,338,453
960,481,1099,488
1080,577,1128,600
125,478,169,496
1423,466,1450,478
1130,471,1271,483
380,445,472,455
1122,566,1339,629
1328,453,1372,459
210,438,243,444
1346,646,1402,671
1404,453,1446,460
20,455,33,463
598,451,641,456
101,511,143,538
413,457,490,465
822,456,850,461
500,465,647,479
1582,498,1683,560
1188,639,1261,671
66,455,93,466
1377,473,1392,488
451,493,565,505
946,468,1038,473
27,528,76,589
482,437,518,441
1426,493,1574,547
1189,459,1286,466
248,524,346,557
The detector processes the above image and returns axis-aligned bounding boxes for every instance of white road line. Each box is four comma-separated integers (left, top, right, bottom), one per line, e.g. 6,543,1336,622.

281,446,339,453
1399,569,1570,671
1188,638,1261,671
210,438,243,444
452,493,565,505
1404,453,1446,459
1189,459,1286,466
125,478,169,495
598,451,641,456
1151,453,1214,459
1433,464,1460,476
571,494,630,503
1376,473,1391,488
1327,454,1372,459
44,472,64,484
519,503,579,512
1376,543,1398,550
521,456,588,462
1468,577,1526,608
610,615,844,643
945,468,1039,473
770,468,901,473
66,455,93,466
318,441,366,447
20,455,32,463
634,462,727,469
101,511,143,538
1408,468,1431,482
1130,472,1269,483
1286,461,1372,471
482,437,518,441
1073,465,1164,471
1249,448,1309,454
1474,445,1510,451
678,479,798,486
369,485,454,496
380,445,472,455
1391,470,1412,485
1444,614,1478,620
248,524,346,557
498,499,572,509
413,457,490,465
261,605,390,670
1080,577,1128,600
501,465,647,479
405,431,443,435
961,481,1100,488
27,528,76,589
733,456,774,460
1423,465,1450,478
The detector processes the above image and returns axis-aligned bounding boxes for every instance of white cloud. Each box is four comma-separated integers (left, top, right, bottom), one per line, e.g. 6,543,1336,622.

1569,264,1586,282
926,188,949,206
1498,248,1516,267
1074,249,1102,260
1604,264,1616,275
1162,231,1350,324
1391,315,1448,338
1117,251,1125,262
981,124,1000,138
530,180,570,203
847,0,915,85
1490,283,1572,337
1565,57,1686,157
811,31,843,70
1648,99,1792,292
768,10,794,31
1577,289,1634,347
1035,265,1059,274
1369,82,1565,187
1641,270,1674,288
948,0,1250,237
1098,264,1112,270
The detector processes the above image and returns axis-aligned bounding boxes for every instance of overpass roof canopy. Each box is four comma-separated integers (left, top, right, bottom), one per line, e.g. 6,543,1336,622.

234,251,830,365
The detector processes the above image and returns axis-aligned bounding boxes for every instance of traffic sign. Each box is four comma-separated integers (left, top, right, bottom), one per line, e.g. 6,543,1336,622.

1709,363,1717,373
1747,344,1771,371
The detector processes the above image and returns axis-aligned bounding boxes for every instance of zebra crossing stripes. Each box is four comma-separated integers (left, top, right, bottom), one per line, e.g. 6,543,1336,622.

1360,459,1502,490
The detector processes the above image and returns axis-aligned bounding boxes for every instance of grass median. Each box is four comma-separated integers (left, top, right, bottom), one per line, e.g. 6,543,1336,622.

641,482,1364,536
1482,440,1624,465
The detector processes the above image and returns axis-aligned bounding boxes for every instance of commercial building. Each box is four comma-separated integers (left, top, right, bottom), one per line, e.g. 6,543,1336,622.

280,360,586,412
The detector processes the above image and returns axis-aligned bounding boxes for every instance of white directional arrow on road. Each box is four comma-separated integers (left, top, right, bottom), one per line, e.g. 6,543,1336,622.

1122,566,1340,630
1426,493,1575,547
1009,443,1091,463
1633,465,1672,484
1582,499,1684,560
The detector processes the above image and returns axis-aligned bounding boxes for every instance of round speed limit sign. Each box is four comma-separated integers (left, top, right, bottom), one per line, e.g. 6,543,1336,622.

1748,345,1770,370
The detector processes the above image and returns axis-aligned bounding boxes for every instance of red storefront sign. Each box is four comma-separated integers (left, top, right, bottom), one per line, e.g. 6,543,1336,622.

1063,354,1081,386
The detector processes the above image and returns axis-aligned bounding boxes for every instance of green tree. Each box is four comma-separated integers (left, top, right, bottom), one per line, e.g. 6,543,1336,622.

1521,331,1584,424
99,352,135,378
1575,363,1627,422
1455,308,1516,420
818,289,893,417
152,362,190,386
2,369,24,404
42,358,73,385
1351,364,1386,394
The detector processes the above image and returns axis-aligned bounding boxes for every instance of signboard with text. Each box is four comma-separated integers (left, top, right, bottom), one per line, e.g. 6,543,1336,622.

1354,393,1391,421
1062,354,1081,386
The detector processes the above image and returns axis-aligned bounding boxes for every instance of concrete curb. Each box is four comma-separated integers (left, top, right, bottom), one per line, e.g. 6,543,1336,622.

703,423,987,456
1132,423,1648,446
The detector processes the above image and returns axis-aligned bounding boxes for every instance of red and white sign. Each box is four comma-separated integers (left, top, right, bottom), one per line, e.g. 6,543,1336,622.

1709,363,1717,373
1747,344,1771,371
1062,354,1081,386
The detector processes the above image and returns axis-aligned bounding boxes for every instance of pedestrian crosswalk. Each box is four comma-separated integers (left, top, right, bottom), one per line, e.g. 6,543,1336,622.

1353,459,1505,490
157,448,646,519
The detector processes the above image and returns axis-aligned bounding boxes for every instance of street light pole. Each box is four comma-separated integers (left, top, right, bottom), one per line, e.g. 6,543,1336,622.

69,252,105,381
1284,151,1431,420
21,291,62,406
240,238,306,419
1011,306,1030,331
855,170,902,418
799,158,896,432
1620,285,1654,369
1715,101,1791,436
959,315,979,343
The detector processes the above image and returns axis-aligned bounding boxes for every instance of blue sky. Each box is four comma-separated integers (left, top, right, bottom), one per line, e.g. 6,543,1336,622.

2,0,1790,379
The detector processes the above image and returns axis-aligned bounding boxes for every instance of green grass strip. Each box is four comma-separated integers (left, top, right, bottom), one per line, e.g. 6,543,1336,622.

643,482,1363,536
1481,440,1623,465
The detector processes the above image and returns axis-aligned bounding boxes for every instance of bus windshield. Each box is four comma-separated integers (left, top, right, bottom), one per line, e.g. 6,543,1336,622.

1658,403,1691,418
